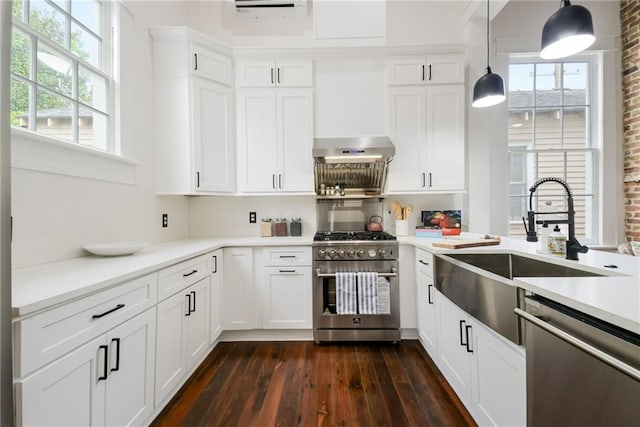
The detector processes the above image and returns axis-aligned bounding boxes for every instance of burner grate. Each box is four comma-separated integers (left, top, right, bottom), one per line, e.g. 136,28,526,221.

313,231,397,242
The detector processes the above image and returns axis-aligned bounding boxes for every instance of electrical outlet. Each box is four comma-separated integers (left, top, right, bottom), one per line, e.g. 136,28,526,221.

249,211,257,224
162,213,168,228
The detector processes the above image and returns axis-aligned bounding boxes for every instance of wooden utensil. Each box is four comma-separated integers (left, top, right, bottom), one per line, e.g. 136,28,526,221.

405,205,413,219
390,201,402,220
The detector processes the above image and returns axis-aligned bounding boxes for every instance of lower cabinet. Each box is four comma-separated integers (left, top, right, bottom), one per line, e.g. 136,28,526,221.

209,249,223,343
222,247,255,330
16,308,156,427
262,266,312,329
155,277,210,407
415,249,437,355
435,293,526,426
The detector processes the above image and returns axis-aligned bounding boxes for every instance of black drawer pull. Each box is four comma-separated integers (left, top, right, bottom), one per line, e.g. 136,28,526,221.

279,255,297,259
279,269,296,273
190,290,196,313
459,320,467,346
427,284,433,304
98,345,108,381
419,259,430,266
185,294,192,316
92,303,125,319
183,269,198,277
465,325,473,353
111,338,120,372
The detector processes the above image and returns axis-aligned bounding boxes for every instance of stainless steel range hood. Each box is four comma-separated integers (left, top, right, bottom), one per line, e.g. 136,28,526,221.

313,136,395,198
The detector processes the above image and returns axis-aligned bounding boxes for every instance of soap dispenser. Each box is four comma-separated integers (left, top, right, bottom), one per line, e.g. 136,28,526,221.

547,225,567,256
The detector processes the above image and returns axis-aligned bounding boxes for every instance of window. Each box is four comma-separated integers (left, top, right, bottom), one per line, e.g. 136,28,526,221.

507,59,598,243
10,0,113,152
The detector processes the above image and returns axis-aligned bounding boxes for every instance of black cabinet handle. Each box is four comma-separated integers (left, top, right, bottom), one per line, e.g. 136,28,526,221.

418,259,429,266
421,172,426,188
465,325,473,353
98,345,108,381
427,284,433,304
428,64,432,81
428,172,432,188
272,174,276,189
271,67,274,84
278,174,282,189
212,255,217,273
459,320,467,347
185,293,192,316
422,64,425,81
279,269,296,273
279,255,297,259
196,171,200,188
277,67,280,84
190,290,196,313
111,338,120,372
183,269,198,277
92,303,125,319
194,53,198,70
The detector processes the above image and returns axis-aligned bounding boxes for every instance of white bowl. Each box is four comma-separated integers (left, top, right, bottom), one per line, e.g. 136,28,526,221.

83,241,149,256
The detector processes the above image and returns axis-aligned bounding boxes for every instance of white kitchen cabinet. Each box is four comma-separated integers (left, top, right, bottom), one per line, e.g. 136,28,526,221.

236,88,314,193
388,54,464,85
387,84,465,192
155,277,210,407
222,247,255,330
16,308,156,427
236,59,313,87
415,249,437,356
436,292,526,427
209,249,223,344
151,28,235,195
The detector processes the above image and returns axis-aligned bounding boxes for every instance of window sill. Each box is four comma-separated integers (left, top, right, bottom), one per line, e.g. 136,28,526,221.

11,128,138,185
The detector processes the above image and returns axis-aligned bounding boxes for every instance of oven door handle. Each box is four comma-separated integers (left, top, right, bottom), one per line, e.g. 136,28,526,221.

315,268,397,278
515,308,640,382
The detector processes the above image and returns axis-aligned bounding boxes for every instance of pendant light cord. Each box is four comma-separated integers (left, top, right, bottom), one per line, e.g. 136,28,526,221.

486,0,490,71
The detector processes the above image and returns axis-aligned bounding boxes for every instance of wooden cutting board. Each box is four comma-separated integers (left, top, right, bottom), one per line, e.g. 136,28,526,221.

432,238,501,249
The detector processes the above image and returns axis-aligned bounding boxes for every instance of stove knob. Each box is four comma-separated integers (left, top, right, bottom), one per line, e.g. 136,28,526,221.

379,249,387,258
338,249,347,258
347,249,356,258
328,250,337,259
357,249,365,258
318,249,327,258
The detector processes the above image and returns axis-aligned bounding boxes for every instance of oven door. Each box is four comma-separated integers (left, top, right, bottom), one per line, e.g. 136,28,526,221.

313,259,400,331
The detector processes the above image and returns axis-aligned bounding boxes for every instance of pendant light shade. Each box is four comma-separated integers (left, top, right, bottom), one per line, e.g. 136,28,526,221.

472,0,505,108
540,1,595,59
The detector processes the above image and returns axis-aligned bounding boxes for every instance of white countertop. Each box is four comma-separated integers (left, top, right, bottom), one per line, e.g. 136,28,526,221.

12,234,640,335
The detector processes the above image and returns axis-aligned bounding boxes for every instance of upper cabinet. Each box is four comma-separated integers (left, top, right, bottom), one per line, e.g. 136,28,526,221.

387,54,465,85
151,28,235,195
236,60,313,88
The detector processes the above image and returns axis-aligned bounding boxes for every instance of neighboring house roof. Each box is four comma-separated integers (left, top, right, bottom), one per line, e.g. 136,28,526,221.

18,104,93,119
508,89,586,109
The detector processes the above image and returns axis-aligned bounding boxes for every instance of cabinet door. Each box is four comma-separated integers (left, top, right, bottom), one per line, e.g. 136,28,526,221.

277,89,314,192
192,78,235,193
425,54,465,84
210,250,223,344
275,60,313,87
236,60,276,87
388,56,426,85
425,85,465,191
185,277,210,369
223,248,255,330
387,87,426,192
263,266,312,329
17,336,106,427
236,89,279,192
416,267,438,357
155,291,188,406
471,319,526,427
190,44,233,85
436,293,473,405
105,309,156,427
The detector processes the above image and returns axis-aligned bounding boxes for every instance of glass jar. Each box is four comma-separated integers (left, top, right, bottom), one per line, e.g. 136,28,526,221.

260,218,272,237
290,218,302,236
274,218,288,237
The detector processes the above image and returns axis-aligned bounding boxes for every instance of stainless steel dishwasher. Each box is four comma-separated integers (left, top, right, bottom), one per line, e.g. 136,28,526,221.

515,296,640,427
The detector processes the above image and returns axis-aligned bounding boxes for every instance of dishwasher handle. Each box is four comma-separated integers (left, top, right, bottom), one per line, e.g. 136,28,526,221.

515,308,640,382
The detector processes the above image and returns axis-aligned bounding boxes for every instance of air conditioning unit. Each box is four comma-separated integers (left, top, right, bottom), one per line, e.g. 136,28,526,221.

231,0,308,18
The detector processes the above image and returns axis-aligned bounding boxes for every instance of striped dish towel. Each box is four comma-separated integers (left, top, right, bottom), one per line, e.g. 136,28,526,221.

377,277,391,314
357,272,379,314
336,272,357,314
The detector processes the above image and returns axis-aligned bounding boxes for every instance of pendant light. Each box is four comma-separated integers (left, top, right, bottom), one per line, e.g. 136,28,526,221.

540,0,595,59
472,0,505,108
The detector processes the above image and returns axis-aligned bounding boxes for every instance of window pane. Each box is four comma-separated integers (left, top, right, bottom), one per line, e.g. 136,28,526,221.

10,78,31,128
508,109,533,146
563,106,588,148
79,65,107,111
509,151,526,183
572,195,592,240
29,0,67,48
71,21,101,67
508,63,534,107
11,29,31,78
36,88,74,143
509,195,526,221
37,44,73,97
534,109,562,149
71,0,101,35
563,62,588,106
535,151,565,183
12,0,25,22
80,108,108,150
566,151,592,195
51,0,69,12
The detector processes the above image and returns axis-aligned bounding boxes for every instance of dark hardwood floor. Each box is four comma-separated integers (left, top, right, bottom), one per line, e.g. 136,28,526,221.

150,340,476,427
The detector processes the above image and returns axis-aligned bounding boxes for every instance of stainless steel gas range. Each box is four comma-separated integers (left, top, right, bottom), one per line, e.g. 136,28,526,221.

312,231,400,343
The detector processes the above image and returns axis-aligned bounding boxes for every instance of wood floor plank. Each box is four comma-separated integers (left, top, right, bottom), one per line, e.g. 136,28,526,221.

151,341,477,427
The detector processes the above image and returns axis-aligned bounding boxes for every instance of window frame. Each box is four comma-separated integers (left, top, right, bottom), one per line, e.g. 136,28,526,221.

506,54,601,245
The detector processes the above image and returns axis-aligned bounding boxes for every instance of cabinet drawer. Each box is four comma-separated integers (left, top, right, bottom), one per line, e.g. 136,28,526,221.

264,247,311,266
158,255,209,301
416,250,434,277
14,273,158,377
190,44,233,85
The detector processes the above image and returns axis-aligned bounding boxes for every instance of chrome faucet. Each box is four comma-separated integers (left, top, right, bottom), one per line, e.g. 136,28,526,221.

524,177,588,260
